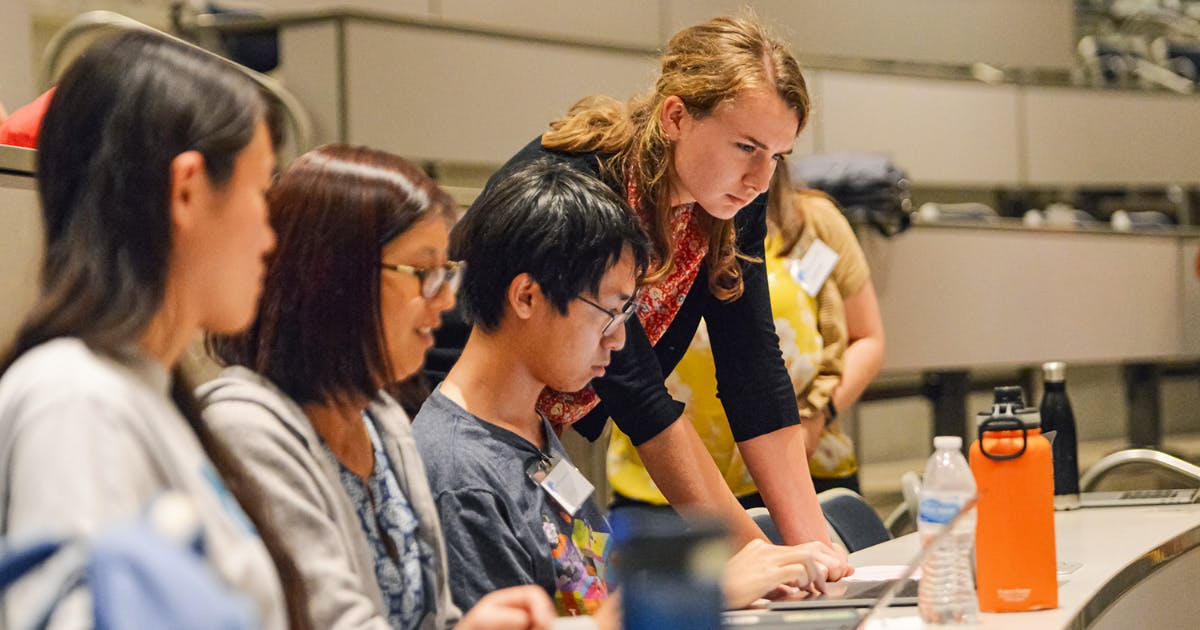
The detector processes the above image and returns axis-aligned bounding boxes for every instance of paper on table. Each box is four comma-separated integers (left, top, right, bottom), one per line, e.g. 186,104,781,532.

842,565,923,582
551,616,598,630
862,616,925,629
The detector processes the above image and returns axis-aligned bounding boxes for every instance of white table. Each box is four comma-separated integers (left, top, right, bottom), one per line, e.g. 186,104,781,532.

849,503,1200,628
560,504,1200,629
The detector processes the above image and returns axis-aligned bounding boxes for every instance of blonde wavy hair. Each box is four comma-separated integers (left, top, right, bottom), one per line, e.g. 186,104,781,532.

542,16,811,301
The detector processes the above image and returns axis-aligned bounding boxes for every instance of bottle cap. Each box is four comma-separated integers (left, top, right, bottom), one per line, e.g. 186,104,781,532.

993,385,1025,405
976,386,1042,429
933,435,962,450
1043,361,1066,383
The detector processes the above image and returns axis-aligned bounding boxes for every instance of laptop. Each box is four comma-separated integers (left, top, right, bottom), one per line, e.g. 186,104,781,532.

1078,488,1199,508
723,495,980,629
765,577,918,610
1038,432,1200,509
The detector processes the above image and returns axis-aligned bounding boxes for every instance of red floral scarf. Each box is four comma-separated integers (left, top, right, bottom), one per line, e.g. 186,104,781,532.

535,176,709,429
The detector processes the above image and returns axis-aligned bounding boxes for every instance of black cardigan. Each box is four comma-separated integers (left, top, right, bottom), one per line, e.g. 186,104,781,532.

447,137,801,446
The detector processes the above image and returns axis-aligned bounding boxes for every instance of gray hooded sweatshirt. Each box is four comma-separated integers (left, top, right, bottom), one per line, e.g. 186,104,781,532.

0,339,286,629
197,366,461,630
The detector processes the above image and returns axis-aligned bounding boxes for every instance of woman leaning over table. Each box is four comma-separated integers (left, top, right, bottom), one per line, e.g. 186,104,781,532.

608,165,885,509
448,15,850,575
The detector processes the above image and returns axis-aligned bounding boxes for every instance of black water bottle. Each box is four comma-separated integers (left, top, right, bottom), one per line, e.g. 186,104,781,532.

1040,361,1080,509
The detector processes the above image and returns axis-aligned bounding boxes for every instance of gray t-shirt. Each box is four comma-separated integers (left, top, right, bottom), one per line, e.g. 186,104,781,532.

412,389,610,616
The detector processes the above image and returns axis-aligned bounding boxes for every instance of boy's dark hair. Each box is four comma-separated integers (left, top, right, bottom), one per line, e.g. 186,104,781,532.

452,159,650,331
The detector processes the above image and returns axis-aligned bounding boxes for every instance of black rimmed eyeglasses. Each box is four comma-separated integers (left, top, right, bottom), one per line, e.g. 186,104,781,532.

380,260,464,299
576,288,640,336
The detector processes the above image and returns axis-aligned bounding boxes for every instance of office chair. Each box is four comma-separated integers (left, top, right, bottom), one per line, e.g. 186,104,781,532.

883,471,922,537
747,491,888,552
818,488,891,553
746,507,785,545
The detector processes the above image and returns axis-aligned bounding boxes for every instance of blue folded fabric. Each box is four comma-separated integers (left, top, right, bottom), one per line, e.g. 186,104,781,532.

0,497,255,630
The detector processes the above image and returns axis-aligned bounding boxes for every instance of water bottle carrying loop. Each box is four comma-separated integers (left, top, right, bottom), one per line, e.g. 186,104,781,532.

978,416,1028,461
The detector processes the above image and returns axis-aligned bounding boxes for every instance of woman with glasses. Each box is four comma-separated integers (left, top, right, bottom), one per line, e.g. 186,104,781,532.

199,144,555,630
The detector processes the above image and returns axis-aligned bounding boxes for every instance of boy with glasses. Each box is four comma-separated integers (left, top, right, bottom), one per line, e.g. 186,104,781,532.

413,159,646,617
413,159,835,621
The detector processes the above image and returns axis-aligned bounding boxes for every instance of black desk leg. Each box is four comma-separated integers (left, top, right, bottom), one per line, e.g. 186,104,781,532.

1124,363,1162,449
922,370,971,450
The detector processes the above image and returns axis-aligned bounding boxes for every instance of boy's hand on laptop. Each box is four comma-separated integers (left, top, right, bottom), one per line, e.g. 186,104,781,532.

722,539,833,608
459,585,557,630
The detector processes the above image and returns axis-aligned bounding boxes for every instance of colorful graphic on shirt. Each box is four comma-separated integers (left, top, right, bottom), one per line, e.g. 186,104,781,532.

546,511,609,615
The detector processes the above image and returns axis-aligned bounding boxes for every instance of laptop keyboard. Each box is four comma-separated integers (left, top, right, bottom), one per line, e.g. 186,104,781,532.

1117,489,1194,502
1079,488,1199,508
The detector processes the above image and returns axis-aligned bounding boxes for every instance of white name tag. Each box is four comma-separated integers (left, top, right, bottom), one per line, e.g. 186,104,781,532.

788,238,839,298
528,455,594,515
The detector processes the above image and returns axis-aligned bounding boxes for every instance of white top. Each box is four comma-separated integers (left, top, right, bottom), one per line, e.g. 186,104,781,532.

850,503,1200,628
0,338,287,629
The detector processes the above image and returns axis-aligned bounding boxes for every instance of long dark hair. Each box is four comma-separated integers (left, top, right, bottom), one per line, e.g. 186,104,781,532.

0,30,309,629
8,31,266,364
209,144,455,406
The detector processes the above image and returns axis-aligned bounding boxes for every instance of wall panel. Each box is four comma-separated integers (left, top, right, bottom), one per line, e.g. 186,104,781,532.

817,71,1021,186
345,21,657,163
862,227,1184,372
439,0,661,49
1023,87,1200,186
664,0,1075,70
0,179,42,351
277,22,342,147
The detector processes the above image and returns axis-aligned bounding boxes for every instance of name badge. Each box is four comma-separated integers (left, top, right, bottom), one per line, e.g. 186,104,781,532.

788,238,839,298
527,454,594,516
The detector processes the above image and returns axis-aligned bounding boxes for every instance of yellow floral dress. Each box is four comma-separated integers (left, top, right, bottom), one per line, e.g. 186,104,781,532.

608,196,864,502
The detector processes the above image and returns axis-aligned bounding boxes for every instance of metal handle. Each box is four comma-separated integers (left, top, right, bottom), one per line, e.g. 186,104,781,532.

38,10,313,156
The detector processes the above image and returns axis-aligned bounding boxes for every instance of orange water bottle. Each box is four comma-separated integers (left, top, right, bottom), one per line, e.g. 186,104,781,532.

969,386,1058,612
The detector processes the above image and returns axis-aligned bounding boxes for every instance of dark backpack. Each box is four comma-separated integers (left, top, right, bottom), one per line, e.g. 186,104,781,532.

790,153,913,237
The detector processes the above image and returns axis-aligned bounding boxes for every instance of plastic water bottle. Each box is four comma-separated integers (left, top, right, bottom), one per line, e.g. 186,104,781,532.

917,435,979,624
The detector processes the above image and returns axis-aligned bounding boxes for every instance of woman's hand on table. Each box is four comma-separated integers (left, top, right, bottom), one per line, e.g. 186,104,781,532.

824,541,854,580
722,539,849,608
